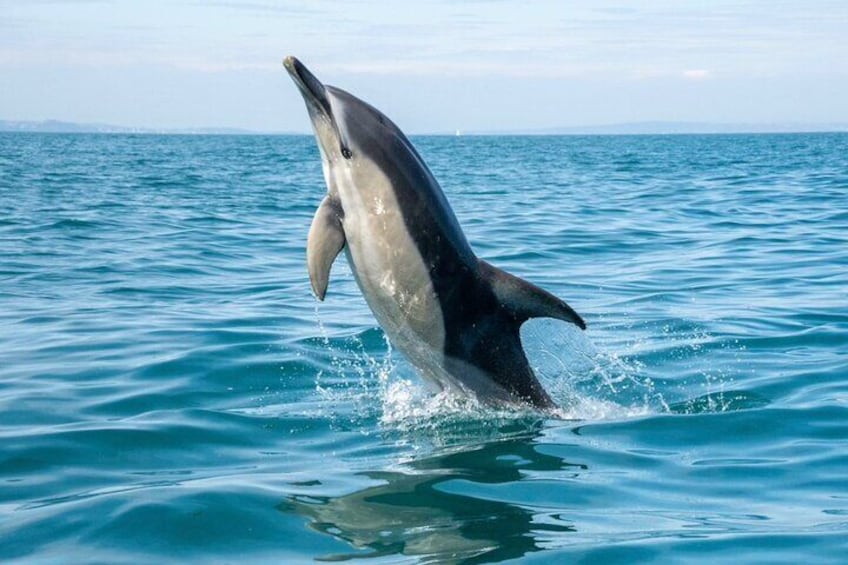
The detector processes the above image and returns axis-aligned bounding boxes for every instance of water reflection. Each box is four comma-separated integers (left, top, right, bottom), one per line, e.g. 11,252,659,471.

280,423,585,562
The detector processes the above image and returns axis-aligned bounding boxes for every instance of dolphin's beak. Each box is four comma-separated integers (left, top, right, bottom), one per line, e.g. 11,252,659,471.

284,56,332,119
284,56,352,159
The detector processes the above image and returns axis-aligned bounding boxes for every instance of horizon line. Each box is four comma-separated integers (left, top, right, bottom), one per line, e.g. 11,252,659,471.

2,118,848,137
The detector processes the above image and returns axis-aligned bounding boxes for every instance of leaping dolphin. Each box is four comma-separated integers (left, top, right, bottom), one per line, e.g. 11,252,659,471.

284,56,585,409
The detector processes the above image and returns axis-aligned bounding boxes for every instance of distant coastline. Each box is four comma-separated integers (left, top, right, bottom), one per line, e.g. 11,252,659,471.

2,118,847,136
475,121,848,136
0,119,271,135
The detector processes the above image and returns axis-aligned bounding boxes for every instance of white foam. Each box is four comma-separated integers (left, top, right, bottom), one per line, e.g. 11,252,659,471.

521,318,668,419
307,311,694,433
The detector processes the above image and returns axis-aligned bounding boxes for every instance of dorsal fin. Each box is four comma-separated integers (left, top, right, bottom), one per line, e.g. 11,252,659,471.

479,260,586,330
307,196,345,300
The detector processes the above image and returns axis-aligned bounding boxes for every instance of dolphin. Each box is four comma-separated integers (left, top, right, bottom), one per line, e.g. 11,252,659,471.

284,56,585,409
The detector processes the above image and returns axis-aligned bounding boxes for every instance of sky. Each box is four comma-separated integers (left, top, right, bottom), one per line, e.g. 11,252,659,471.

1,0,847,133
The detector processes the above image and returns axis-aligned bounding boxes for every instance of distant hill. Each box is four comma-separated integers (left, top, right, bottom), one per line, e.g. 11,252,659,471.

470,121,848,136
3,118,847,136
0,119,143,133
0,119,265,135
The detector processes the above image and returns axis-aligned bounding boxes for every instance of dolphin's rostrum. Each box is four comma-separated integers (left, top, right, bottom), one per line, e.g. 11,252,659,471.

284,56,585,409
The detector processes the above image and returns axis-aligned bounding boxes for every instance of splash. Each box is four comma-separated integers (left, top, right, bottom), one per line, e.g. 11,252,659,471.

307,309,759,436
669,390,770,414
521,318,668,418
312,326,659,433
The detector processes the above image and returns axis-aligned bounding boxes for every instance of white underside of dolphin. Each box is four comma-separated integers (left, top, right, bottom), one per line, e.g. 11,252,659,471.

285,56,586,409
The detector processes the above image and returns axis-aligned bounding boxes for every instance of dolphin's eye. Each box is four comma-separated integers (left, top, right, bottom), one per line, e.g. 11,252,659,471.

341,146,352,159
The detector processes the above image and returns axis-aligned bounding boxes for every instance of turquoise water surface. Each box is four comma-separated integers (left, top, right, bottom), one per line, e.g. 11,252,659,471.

1,132,847,562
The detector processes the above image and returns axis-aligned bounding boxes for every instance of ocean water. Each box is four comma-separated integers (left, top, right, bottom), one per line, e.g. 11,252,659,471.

1,131,847,563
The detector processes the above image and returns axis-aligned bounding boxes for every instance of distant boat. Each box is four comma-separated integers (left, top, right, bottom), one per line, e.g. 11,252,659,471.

455,129,462,137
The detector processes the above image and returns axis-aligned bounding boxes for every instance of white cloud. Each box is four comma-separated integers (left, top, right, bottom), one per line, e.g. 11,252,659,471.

682,69,711,80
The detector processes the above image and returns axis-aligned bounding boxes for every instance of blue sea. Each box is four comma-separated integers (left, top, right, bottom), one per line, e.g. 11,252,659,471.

1,131,847,563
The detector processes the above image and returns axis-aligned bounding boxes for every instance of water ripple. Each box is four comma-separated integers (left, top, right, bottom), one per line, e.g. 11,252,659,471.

1,132,847,562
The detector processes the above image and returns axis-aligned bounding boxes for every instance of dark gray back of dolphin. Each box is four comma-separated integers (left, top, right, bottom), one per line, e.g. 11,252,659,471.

325,86,477,268
284,56,585,409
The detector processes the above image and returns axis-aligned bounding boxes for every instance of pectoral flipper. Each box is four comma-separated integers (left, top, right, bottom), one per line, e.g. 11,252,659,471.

307,196,345,300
